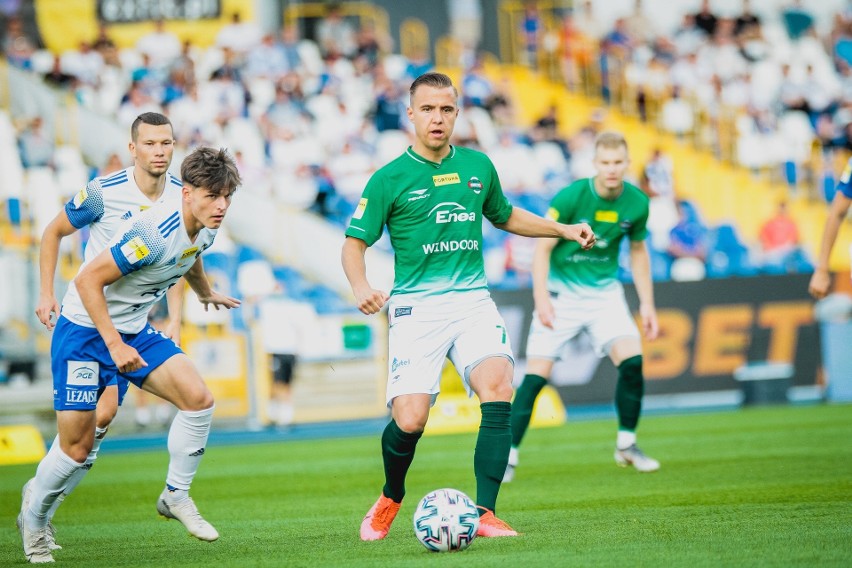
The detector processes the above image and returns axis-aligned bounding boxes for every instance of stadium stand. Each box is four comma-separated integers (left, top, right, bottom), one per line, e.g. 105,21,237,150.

1,1,850,409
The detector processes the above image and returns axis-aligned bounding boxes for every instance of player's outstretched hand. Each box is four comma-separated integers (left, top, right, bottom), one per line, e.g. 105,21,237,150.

534,292,556,329
808,269,831,300
562,222,596,250
35,294,61,330
640,304,659,341
355,286,389,315
108,341,148,374
199,291,241,311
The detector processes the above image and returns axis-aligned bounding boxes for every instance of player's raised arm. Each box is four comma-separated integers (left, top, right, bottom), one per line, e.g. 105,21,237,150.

342,236,388,315
74,249,148,374
36,210,78,329
494,207,596,249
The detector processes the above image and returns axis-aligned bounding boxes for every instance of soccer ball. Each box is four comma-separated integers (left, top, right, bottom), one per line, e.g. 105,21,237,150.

412,488,479,552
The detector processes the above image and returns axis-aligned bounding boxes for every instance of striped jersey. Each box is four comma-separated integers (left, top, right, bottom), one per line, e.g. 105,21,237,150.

64,166,183,264
61,201,216,334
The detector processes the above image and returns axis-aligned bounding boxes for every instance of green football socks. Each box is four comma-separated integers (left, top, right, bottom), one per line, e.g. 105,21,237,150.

509,374,548,447
381,419,422,503
615,355,644,432
474,401,511,514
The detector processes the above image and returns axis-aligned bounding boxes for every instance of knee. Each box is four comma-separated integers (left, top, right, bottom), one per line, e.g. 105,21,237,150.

187,389,214,412
394,414,427,434
62,440,93,464
617,355,644,385
492,380,514,402
95,407,117,429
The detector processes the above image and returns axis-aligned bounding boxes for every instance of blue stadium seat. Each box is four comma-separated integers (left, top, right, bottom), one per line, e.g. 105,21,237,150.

705,224,758,278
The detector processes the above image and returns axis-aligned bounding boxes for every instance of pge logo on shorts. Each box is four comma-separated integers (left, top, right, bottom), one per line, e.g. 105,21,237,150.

67,361,99,387
391,357,410,372
394,307,412,318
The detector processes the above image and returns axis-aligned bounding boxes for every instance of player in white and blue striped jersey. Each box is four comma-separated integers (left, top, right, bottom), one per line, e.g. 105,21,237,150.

19,147,242,563
30,113,184,551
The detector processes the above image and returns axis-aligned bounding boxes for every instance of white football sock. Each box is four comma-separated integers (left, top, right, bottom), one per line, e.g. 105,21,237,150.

617,430,637,450
26,443,84,528
165,406,214,498
508,446,519,467
47,426,108,520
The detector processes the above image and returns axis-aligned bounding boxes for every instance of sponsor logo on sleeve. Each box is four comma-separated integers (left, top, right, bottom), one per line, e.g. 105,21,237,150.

67,361,99,387
353,198,368,220
546,207,559,221
595,210,619,223
120,236,150,264
842,159,852,183
432,173,460,187
72,188,88,208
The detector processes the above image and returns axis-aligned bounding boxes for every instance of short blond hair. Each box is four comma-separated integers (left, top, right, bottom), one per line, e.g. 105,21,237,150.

594,131,628,152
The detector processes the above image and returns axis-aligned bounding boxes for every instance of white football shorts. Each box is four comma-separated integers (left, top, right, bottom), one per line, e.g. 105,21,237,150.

525,284,639,360
385,290,514,406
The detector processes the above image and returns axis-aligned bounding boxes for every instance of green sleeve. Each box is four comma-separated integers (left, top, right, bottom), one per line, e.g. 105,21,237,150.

630,201,650,242
547,186,576,224
344,172,391,246
482,158,513,225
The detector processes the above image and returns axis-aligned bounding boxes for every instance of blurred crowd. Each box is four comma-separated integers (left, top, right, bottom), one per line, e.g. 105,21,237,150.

546,0,852,191
2,1,833,289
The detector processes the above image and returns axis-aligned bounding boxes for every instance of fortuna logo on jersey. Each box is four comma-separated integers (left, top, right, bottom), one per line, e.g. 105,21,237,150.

429,202,476,224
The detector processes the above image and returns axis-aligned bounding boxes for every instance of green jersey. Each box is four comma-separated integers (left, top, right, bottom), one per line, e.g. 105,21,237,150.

345,146,513,297
545,177,649,294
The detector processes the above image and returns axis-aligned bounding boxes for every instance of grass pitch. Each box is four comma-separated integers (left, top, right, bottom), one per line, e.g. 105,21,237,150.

2,404,850,567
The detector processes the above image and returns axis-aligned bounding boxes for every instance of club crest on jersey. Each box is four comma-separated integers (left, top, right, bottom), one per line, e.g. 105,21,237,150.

432,173,460,187
353,198,368,219
467,177,482,194
120,236,150,264
72,187,88,207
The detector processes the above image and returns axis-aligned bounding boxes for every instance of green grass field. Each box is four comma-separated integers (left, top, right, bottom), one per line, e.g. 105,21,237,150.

3,404,851,567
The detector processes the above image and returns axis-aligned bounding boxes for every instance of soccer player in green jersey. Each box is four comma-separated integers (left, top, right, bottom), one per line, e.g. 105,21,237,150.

504,131,661,481
342,72,596,540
